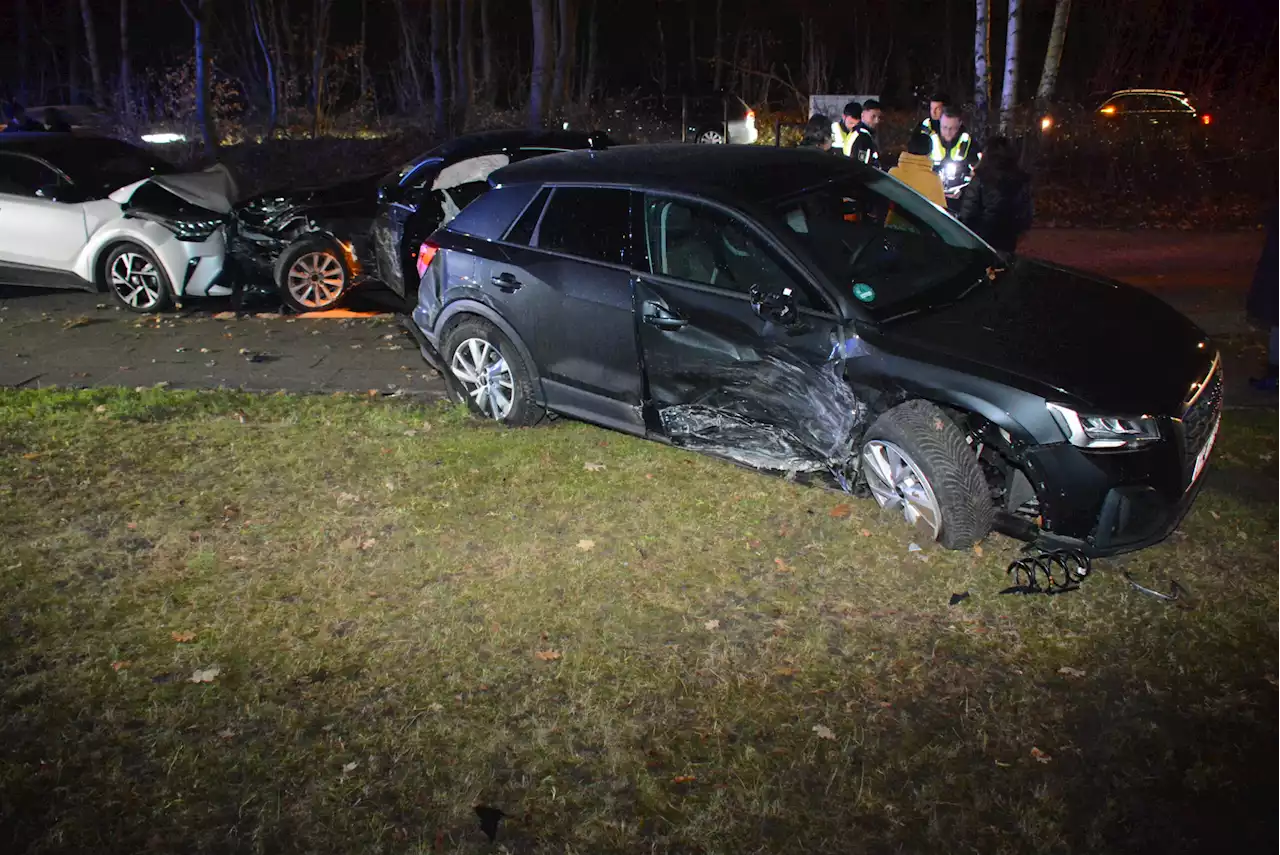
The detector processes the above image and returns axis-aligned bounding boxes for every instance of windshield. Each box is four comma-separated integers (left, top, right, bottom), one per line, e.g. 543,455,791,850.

773,171,995,315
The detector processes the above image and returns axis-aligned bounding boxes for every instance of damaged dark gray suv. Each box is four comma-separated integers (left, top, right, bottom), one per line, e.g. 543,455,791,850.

406,145,1221,557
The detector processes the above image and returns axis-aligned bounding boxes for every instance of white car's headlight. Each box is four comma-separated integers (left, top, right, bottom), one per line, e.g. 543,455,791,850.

1047,403,1160,449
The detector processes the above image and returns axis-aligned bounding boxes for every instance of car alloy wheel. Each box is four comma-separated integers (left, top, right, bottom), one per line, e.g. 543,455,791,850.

109,251,165,311
450,336,516,421
286,251,346,309
861,439,943,539
697,130,726,144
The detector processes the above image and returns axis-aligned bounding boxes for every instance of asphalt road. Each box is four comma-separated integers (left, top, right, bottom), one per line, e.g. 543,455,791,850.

0,228,1271,406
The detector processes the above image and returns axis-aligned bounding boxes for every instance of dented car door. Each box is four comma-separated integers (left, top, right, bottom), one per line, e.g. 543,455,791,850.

634,193,860,473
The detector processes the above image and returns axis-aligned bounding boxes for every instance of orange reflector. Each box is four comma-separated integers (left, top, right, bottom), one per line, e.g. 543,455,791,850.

1201,113,1212,125
295,309,385,319
415,241,439,279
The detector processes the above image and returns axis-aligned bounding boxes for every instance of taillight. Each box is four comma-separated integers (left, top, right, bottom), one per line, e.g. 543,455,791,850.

1200,113,1212,125
1100,105,1117,116
415,241,439,279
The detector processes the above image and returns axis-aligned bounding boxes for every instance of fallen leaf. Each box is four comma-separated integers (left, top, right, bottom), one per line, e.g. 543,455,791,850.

360,538,377,550
973,544,984,557
94,404,108,413
535,649,562,661
704,619,720,631
126,522,138,531
812,724,836,741
1030,747,1052,764
342,761,359,773
774,557,792,573
111,660,131,671
199,347,210,354
672,775,697,784
774,666,798,677
644,473,653,479
171,631,197,643
62,315,92,329
830,503,852,518
255,312,283,320
21,452,41,460
747,539,761,549
421,420,433,431
583,462,606,472
218,729,236,739
577,539,595,551
1209,511,1221,520
189,666,221,684
213,311,237,320
859,529,872,537
1058,666,1086,678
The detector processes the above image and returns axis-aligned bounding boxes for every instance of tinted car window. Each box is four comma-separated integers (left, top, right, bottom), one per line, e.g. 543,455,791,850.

0,153,61,197
504,187,551,245
534,187,630,265
444,183,540,241
62,139,173,196
643,195,815,305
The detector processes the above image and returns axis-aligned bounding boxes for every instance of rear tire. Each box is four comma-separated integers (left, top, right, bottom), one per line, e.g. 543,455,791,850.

442,318,544,427
103,242,173,313
860,400,993,549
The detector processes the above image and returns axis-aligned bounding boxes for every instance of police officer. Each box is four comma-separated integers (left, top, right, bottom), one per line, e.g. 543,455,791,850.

919,93,947,136
849,99,883,169
930,107,980,211
831,101,861,157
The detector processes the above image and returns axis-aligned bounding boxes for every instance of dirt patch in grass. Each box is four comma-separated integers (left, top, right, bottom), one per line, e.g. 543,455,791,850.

1,389,1276,854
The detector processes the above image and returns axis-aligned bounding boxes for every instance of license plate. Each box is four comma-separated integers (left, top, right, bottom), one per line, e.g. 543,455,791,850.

1190,415,1221,486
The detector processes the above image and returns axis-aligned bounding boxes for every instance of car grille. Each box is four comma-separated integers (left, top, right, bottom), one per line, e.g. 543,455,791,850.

1181,360,1222,482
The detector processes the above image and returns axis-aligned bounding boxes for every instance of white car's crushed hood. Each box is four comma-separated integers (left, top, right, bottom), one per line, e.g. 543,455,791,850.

109,163,239,214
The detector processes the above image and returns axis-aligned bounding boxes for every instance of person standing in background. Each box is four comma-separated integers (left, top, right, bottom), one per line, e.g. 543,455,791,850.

1246,204,1278,392
958,136,1033,254
849,100,883,169
889,132,947,210
920,93,948,136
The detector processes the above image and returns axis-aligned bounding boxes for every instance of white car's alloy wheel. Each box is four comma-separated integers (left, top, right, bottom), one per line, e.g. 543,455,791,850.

286,251,346,309
109,252,165,311
861,439,943,539
698,130,726,144
450,337,515,421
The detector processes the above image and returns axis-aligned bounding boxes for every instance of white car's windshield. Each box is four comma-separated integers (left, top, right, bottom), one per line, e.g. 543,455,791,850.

774,172,994,314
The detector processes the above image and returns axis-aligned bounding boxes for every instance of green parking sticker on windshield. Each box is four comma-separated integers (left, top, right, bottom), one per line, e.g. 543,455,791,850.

853,283,876,303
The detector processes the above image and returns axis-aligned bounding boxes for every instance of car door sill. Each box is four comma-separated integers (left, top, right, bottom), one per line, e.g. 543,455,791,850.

0,261,95,292
542,380,646,436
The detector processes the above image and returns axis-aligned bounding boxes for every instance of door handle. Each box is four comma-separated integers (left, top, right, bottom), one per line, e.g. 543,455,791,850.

490,272,522,292
642,301,688,331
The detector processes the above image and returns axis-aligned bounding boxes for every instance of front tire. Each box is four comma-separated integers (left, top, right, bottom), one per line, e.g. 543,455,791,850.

442,318,544,427
860,400,993,549
696,129,726,144
103,243,173,313
276,237,350,312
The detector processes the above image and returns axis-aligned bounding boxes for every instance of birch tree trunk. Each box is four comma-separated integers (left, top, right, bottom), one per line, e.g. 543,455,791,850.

179,0,217,153
712,0,723,91
453,0,473,132
249,0,279,136
119,0,131,113
431,0,448,135
528,0,553,128
1035,0,1071,107
973,0,991,139
79,0,107,108
480,0,493,103
999,0,1021,132
580,0,598,103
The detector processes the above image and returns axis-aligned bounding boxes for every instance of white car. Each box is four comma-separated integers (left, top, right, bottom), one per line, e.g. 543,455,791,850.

0,133,237,312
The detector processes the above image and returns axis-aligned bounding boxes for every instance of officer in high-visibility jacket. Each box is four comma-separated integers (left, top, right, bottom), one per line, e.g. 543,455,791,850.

831,101,861,157
848,99,883,169
930,107,981,212
918,93,948,137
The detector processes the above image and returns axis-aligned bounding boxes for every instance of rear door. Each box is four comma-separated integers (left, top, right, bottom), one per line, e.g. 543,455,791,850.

633,192,855,471
483,185,644,431
0,153,88,271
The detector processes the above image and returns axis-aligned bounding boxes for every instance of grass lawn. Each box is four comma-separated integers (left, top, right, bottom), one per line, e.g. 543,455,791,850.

1,389,1276,854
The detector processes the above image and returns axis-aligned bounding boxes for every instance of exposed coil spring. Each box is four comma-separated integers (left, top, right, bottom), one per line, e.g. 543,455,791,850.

1000,550,1092,595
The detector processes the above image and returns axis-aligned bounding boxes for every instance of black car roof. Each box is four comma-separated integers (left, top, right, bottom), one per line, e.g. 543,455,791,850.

490,144,870,204
425,129,608,162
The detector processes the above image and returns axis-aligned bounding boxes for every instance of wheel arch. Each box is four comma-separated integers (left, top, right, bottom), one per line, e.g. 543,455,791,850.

435,300,548,406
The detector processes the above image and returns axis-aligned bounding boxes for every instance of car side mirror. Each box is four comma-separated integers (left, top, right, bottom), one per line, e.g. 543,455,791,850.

749,285,800,327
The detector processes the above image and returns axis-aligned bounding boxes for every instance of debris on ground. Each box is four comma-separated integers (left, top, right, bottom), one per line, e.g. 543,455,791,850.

1123,571,1193,607
948,592,970,606
1000,550,1091,595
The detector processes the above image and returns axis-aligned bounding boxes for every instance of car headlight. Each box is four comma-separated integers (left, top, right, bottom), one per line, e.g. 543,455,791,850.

1047,403,1160,449
161,217,224,242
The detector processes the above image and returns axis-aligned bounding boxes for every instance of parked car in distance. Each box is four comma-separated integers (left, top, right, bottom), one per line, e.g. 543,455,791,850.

1095,89,1211,127
406,144,1221,558
683,92,759,145
229,129,611,312
0,133,237,312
